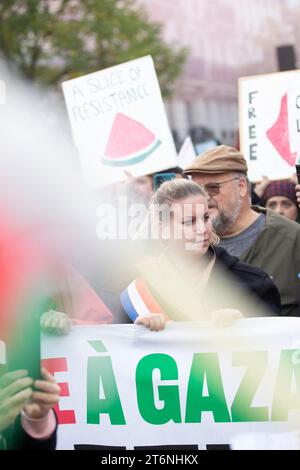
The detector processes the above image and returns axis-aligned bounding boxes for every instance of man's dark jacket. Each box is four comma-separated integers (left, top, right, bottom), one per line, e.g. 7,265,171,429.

240,207,300,317
212,246,281,316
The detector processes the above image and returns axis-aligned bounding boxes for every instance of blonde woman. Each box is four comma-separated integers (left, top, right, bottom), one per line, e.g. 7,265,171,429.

121,179,281,330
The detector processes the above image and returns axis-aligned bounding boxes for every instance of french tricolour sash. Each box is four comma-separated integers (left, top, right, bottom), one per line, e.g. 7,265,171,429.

120,279,165,322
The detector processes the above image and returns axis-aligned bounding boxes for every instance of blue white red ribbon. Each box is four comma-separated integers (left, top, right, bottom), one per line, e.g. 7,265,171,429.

120,279,165,322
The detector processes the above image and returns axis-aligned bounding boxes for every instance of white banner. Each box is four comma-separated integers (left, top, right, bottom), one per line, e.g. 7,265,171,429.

41,318,300,450
62,56,177,188
239,70,300,181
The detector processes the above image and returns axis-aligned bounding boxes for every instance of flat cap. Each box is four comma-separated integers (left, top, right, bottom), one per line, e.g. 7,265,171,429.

183,145,248,175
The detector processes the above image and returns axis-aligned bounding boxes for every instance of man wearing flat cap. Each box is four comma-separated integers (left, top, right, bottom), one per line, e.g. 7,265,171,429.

184,145,300,317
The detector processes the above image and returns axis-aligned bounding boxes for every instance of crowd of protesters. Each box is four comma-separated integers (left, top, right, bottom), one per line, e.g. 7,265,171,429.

1,139,300,450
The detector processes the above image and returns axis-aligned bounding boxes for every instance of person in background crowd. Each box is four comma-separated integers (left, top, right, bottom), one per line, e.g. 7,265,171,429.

41,169,185,335
0,368,59,450
251,176,270,206
124,167,184,205
184,145,300,317
261,179,299,222
121,179,281,331
40,262,113,335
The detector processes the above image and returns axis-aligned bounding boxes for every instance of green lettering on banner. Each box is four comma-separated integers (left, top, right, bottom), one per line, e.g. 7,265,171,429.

272,349,300,421
88,340,107,353
185,353,231,423
87,356,126,425
231,351,269,422
136,354,181,425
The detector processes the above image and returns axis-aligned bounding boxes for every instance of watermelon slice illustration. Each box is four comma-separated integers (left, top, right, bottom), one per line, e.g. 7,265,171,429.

102,113,161,167
266,93,297,167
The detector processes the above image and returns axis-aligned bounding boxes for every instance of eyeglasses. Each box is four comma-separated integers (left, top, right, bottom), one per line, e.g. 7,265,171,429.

204,177,240,197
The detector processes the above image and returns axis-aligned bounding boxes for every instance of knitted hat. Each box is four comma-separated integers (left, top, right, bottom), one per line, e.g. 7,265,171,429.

262,180,297,205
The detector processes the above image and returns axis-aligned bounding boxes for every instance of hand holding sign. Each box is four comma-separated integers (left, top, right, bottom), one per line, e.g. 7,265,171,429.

24,368,60,420
134,313,168,331
211,309,244,328
41,310,72,336
253,176,271,199
0,370,33,433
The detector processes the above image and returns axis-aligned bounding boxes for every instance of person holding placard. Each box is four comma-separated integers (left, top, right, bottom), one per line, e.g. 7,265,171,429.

0,368,59,450
123,167,184,205
184,145,300,317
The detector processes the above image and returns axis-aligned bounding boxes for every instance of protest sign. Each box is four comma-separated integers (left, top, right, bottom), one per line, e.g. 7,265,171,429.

239,70,300,181
177,136,196,170
41,318,300,450
62,56,177,188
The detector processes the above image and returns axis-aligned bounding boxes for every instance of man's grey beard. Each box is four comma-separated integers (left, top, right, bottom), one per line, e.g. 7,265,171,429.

211,199,243,237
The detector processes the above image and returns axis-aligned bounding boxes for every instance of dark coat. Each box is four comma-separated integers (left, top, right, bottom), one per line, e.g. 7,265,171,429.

241,207,300,316
100,245,281,322
211,246,281,316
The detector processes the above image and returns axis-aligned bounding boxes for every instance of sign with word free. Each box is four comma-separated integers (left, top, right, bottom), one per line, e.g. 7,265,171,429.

42,318,300,450
239,70,300,181
62,56,177,188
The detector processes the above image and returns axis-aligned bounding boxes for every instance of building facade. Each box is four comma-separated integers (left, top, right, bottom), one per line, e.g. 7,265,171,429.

139,0,299,147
